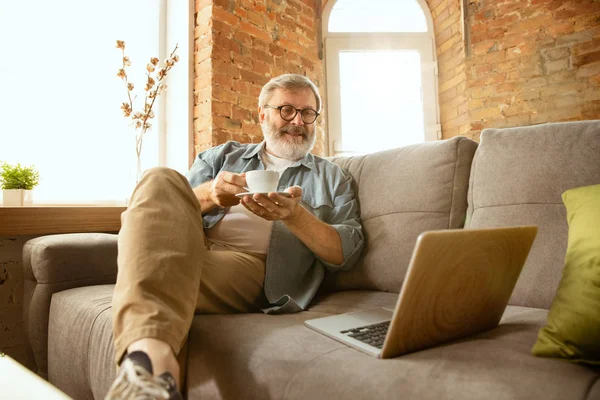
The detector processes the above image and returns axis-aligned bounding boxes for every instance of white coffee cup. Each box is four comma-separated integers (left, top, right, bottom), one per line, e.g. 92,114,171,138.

245,170,279,193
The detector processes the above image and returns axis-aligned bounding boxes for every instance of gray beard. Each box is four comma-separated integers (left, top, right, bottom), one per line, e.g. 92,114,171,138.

262,123,316,161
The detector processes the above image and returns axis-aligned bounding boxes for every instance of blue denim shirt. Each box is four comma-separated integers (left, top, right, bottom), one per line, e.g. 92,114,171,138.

186,141,364,314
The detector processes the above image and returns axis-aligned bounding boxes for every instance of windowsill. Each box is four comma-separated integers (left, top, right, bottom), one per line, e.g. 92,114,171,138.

0,205,126,236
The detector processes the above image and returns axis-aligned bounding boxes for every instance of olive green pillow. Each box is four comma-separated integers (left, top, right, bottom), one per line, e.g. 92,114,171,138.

532,184,600,366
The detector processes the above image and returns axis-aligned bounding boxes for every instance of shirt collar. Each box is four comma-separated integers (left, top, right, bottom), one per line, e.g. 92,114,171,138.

242,141,317,173
241,142,263,160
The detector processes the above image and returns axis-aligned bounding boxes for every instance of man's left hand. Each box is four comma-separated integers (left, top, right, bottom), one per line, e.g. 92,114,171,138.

241,186,303,221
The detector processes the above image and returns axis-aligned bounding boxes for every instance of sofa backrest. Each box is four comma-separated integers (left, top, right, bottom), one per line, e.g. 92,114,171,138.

465,120,600,309
323,136,478,293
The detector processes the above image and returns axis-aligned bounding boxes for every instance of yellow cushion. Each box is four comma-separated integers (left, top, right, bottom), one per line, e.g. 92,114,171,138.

532,184,600,366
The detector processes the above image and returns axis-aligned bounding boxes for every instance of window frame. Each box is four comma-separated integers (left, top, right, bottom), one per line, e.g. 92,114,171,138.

323,0,441,156
129,0,195,176
162,0,195,174
123,0,194,186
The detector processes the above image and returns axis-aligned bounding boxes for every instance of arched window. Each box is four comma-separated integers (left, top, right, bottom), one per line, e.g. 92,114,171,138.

324,0,440,156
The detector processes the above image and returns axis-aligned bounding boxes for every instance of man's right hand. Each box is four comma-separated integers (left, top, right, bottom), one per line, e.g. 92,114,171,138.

208,171,247,207
193,171,248,213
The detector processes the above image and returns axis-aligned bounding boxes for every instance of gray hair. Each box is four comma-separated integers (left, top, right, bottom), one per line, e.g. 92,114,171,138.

258,74,322,112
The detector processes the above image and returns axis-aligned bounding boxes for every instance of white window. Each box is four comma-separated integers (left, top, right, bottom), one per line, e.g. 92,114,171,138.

0,0,191,205
324,0,441,156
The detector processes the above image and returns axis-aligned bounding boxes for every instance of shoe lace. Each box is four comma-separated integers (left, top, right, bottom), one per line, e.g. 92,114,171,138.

106,359,171,400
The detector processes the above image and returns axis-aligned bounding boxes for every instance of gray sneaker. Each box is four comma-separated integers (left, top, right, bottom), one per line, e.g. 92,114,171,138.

104,351,183,400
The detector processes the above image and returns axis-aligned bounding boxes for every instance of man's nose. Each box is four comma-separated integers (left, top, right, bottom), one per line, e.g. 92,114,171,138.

291,110,304,126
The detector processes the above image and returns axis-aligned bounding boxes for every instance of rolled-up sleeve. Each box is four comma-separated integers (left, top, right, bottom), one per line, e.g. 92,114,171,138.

319,171,364,272
186,147,218,188
185,143,231,228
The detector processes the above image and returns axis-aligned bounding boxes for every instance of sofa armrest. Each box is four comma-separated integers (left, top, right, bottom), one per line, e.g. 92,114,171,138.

22,233,118,378
23,233,118,285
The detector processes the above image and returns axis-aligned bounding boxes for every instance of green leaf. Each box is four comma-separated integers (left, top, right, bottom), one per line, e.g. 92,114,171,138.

0,162,40,190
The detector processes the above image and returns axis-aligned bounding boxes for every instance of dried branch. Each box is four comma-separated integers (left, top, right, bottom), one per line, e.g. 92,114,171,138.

116,40,180,164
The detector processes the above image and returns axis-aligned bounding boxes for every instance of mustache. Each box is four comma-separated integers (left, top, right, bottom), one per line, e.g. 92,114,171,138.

279,125,307,136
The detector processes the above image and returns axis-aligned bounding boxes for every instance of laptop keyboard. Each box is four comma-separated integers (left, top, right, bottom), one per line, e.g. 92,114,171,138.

340,320,390,349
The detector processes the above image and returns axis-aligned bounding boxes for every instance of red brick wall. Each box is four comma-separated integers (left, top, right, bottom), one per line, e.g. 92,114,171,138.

428,0,470,139
194,0,213,154
193,0,324,157
464,0,600,138
194,0,600,151
425,0,600,141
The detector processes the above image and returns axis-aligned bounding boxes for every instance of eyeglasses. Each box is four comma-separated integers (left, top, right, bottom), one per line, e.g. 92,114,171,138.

264,104,320,124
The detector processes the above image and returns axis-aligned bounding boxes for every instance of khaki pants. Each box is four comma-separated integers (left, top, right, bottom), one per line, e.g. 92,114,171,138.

112,167,266,365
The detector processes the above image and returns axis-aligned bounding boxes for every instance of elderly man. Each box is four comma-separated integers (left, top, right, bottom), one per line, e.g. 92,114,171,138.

105,74,364,399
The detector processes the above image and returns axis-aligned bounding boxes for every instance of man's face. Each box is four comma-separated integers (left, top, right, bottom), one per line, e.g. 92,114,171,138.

259,88,317,161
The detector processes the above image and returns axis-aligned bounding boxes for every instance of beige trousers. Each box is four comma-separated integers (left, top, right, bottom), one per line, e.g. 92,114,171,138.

112,167,267,365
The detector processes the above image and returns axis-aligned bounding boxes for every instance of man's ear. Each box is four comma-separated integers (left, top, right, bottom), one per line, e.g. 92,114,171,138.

258,106,266,124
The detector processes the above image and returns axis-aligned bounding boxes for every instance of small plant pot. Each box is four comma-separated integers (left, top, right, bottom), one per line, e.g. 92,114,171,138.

2,189,33,207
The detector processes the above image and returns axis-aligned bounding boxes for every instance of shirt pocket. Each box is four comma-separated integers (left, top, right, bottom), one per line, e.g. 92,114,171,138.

300,192,334,221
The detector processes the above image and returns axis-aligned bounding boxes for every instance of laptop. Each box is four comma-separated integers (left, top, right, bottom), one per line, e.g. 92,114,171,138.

305,226,538,359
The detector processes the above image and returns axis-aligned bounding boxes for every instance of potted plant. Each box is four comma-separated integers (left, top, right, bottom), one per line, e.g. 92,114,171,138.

0,162,40,206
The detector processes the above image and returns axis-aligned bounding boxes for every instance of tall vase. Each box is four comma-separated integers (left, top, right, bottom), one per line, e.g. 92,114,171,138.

126,136,143,206
135,153,142,186
126,154,142,207
134,126,146,186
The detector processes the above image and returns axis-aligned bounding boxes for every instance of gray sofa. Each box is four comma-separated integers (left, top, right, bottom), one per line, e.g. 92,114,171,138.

23,120,600,399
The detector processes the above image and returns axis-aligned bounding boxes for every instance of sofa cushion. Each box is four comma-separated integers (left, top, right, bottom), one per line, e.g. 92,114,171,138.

186,291,598,400
533,184,600,365
324,136,478,293
465,120,600,309
47,286,599,400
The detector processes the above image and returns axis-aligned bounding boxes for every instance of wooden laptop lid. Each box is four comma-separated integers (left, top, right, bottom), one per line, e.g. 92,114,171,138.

381,226,537,359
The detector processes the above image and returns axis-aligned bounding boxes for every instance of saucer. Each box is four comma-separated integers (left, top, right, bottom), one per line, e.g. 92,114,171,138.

236,191,292,198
